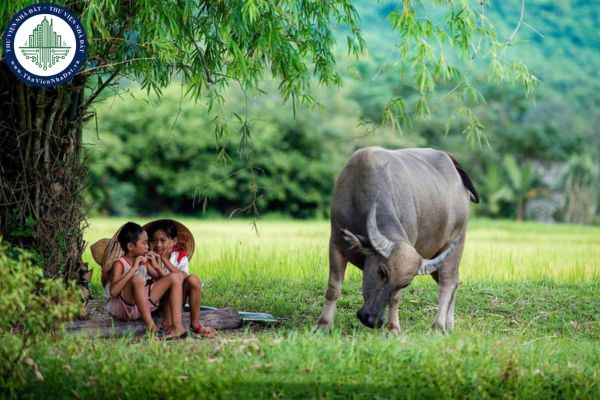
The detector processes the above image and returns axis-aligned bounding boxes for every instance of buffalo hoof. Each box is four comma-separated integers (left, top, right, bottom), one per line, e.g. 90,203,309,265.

386,323,400,336
431,321,448,334
315,320,333,333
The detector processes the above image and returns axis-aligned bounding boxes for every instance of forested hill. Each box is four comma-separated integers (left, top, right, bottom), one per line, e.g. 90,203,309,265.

353,0,599,154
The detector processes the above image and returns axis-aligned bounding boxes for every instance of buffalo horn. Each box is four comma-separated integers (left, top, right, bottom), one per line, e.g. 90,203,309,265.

366,203,395,258
416,239,458,275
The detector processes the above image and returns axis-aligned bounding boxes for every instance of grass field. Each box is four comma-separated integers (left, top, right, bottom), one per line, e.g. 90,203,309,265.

15,218,600,398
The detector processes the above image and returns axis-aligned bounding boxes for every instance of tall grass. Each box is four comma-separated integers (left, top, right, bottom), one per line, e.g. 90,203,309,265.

84,217,600,286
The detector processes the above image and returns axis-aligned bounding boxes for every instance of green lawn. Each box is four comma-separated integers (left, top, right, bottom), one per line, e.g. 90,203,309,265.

15,218,600,398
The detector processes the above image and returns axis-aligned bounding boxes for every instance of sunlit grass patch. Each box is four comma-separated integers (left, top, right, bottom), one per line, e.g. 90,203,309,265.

84,217,600,286
82,217,600,339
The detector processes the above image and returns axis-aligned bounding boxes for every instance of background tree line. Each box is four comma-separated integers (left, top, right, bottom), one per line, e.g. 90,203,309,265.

1,0,593,283
84,0,599,224
84,77,597,223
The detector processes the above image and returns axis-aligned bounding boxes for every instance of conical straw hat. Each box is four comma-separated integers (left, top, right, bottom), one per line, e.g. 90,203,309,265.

90,238,110,265
143,219,195,260
97,224,127,286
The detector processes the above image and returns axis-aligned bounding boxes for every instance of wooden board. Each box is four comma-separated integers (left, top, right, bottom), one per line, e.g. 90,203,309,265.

66,308,242,337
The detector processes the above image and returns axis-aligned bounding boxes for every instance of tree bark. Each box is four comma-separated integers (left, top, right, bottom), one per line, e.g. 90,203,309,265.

0,60,89,280
65,308,243,337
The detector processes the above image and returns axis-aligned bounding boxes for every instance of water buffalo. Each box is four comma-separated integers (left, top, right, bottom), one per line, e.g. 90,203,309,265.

317,147,479,334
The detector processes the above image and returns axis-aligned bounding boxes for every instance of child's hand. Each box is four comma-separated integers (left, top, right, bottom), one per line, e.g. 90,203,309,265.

134,255,147,269
147,251,160,266
150,248,162,257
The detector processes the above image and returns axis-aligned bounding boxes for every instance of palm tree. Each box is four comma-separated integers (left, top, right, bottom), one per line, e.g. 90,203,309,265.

479,162,513,217
502,155,541,221
559,154,599,224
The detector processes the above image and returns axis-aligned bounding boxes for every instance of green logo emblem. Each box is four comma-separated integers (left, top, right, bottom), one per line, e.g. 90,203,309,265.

20,16,70,70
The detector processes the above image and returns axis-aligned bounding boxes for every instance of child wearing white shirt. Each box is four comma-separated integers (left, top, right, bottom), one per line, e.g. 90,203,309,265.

148,220,215,337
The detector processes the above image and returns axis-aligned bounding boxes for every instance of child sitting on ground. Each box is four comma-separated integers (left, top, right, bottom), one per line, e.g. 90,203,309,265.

102,221,188,339
146,219,216,337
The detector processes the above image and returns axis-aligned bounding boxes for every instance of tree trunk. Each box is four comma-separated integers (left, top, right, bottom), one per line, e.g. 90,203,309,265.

0,60,90,280
516,198,525,221
65,308,243,337
564,186,597,225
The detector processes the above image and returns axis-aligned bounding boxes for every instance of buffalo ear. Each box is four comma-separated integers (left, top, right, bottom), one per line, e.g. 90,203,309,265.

340,229,374,255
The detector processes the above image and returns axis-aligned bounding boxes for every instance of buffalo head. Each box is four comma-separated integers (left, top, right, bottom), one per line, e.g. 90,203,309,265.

341,203,457,328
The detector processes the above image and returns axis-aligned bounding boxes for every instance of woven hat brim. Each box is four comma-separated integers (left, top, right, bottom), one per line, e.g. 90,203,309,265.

100,225,126,286
143,219,195,260
90,238,110,265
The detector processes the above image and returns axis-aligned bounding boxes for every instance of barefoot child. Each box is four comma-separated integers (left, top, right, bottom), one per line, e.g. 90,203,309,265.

101,222,188,339
145,219,216,337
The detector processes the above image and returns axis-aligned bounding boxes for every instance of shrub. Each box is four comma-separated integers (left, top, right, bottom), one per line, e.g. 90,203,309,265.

0,240,80,395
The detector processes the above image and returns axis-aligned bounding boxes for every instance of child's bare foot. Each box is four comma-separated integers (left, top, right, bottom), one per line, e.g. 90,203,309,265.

159,323,173,336
164,326,188,340
146,323,160,337
190,323,217,338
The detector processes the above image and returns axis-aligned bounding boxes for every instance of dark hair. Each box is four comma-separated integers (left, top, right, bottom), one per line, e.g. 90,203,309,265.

148,220,177,240
117,222,144,251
